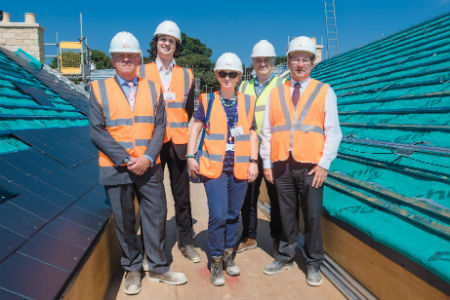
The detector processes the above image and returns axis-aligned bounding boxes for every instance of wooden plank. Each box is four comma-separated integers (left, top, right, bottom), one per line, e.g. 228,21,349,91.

321,216,449,300
63,217,121,300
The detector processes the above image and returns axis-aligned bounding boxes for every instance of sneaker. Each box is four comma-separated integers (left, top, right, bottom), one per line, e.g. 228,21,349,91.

223,248,240,276
210,256,225,286
180,244,201,263
237,237,257,253
263,260,294,275
148,270,187,285
123,271,142,295
306,265,323,286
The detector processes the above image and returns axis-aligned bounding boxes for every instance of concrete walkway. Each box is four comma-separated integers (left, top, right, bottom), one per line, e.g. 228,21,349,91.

106,171,345,299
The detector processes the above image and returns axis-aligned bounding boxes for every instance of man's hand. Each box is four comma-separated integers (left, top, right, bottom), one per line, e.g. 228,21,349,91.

308,165,328,188
127,156,150,175
248,162,258,183
263,168,274,184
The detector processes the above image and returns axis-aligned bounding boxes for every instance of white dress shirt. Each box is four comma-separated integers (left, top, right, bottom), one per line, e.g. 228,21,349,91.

155,57,175,92
259,77,342,170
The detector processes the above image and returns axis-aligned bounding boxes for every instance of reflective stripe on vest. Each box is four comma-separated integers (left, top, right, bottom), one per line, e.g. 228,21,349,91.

270,79,328,164
91,77,160,167
239,76,285,135
138,62,192,144
198,91,255,179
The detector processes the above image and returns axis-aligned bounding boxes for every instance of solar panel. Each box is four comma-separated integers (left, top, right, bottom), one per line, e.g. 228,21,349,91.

12,81,54,107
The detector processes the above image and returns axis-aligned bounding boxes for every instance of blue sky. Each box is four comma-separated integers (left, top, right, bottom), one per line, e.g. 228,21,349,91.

3,0,449,65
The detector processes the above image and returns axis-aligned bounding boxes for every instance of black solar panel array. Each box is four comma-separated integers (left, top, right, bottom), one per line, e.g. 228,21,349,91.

0,50,111,299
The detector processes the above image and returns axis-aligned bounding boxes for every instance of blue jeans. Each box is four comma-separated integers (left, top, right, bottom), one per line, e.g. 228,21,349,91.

204,171,248,257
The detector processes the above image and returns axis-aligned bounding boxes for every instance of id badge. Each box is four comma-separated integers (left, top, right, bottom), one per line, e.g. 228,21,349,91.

226,143,235,151
230,126,243,137
164,92,176,101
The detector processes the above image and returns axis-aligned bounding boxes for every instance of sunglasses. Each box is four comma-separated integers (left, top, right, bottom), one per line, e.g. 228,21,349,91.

218,71,239,79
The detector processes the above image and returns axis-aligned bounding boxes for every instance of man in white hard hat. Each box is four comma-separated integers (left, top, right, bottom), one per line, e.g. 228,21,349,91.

139,21,200,263
89,31,187,295
260,36,342,286
237,40,284,255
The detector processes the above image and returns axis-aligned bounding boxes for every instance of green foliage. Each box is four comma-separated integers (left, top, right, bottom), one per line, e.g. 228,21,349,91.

49,49,112,70
50,51,81,69
90,49,112,69
275,56,287,65
145,32,218,91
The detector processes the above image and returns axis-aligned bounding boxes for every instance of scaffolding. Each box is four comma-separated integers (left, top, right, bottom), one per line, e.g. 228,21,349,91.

324,0,339,59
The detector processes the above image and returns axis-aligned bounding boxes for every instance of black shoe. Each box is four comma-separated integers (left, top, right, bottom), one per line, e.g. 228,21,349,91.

210,256,225,286
306,265,322,286
263,260,294,275
180,244,201,263
223,248,240,276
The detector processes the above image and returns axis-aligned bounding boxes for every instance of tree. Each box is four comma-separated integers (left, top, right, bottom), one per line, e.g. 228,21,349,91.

50,51,81,69
145,32,218,91
89,49,112,69
49,49,112,70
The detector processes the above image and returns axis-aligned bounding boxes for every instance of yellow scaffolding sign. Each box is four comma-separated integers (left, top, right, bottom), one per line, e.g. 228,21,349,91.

59,41,82,74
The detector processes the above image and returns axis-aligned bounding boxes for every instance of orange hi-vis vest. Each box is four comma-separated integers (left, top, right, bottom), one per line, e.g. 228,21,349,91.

198,91,255,180
138,62,193,144
91,77,162,167
269,78,329,164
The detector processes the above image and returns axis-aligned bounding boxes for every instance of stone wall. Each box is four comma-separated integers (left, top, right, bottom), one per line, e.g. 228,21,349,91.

0,12,45,63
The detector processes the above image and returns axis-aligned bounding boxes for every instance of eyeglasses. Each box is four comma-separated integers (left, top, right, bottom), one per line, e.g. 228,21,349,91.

218,71,239,79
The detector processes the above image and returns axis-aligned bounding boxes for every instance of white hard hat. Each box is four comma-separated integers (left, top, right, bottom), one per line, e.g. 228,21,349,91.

154,20,181,41
214,52,243,73
251,40,276,58
109,31,141,55
287,36,316,58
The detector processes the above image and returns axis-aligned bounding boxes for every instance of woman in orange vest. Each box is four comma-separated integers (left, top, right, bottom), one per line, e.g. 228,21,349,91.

186,52,258,286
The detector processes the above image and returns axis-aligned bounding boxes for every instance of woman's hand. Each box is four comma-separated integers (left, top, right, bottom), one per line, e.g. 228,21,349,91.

248,162,258,183
187,157,200,179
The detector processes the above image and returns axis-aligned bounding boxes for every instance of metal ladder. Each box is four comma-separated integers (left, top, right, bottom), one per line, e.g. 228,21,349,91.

324,0,339,59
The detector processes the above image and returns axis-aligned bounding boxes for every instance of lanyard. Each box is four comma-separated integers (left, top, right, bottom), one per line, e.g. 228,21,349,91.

219,92,238,143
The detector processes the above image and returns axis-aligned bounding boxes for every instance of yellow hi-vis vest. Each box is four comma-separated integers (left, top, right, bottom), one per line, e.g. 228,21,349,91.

238,75,285,135
269,79,329,164
198,91,255,180
138,62,193,144
91,77,162,167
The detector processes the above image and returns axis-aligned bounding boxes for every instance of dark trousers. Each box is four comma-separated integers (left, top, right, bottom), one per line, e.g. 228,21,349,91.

273,155,324,268
241,154,281,240
106,164,169,274
160,141,194,246
204,172,248,257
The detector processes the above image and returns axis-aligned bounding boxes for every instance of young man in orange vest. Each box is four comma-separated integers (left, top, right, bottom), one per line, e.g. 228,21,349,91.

260,36,342,286
89,32,187,295
138,21,200,263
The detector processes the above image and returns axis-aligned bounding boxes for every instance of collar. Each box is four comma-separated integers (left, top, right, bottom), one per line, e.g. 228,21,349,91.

291,77,310,87
254,73,275,87
116,73,138,86
155,57,175,72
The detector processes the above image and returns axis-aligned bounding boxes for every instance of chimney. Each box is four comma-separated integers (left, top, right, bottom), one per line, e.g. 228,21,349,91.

24,12,36,23
0,12,46,63
1,12,10,22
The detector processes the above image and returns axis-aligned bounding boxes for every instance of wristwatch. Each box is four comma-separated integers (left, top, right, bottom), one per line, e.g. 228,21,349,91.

121,156,131,166
249,158,258,164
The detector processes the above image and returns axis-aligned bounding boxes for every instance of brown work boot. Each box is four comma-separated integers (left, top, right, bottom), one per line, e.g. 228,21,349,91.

237,237,257,253
223,248,240,276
